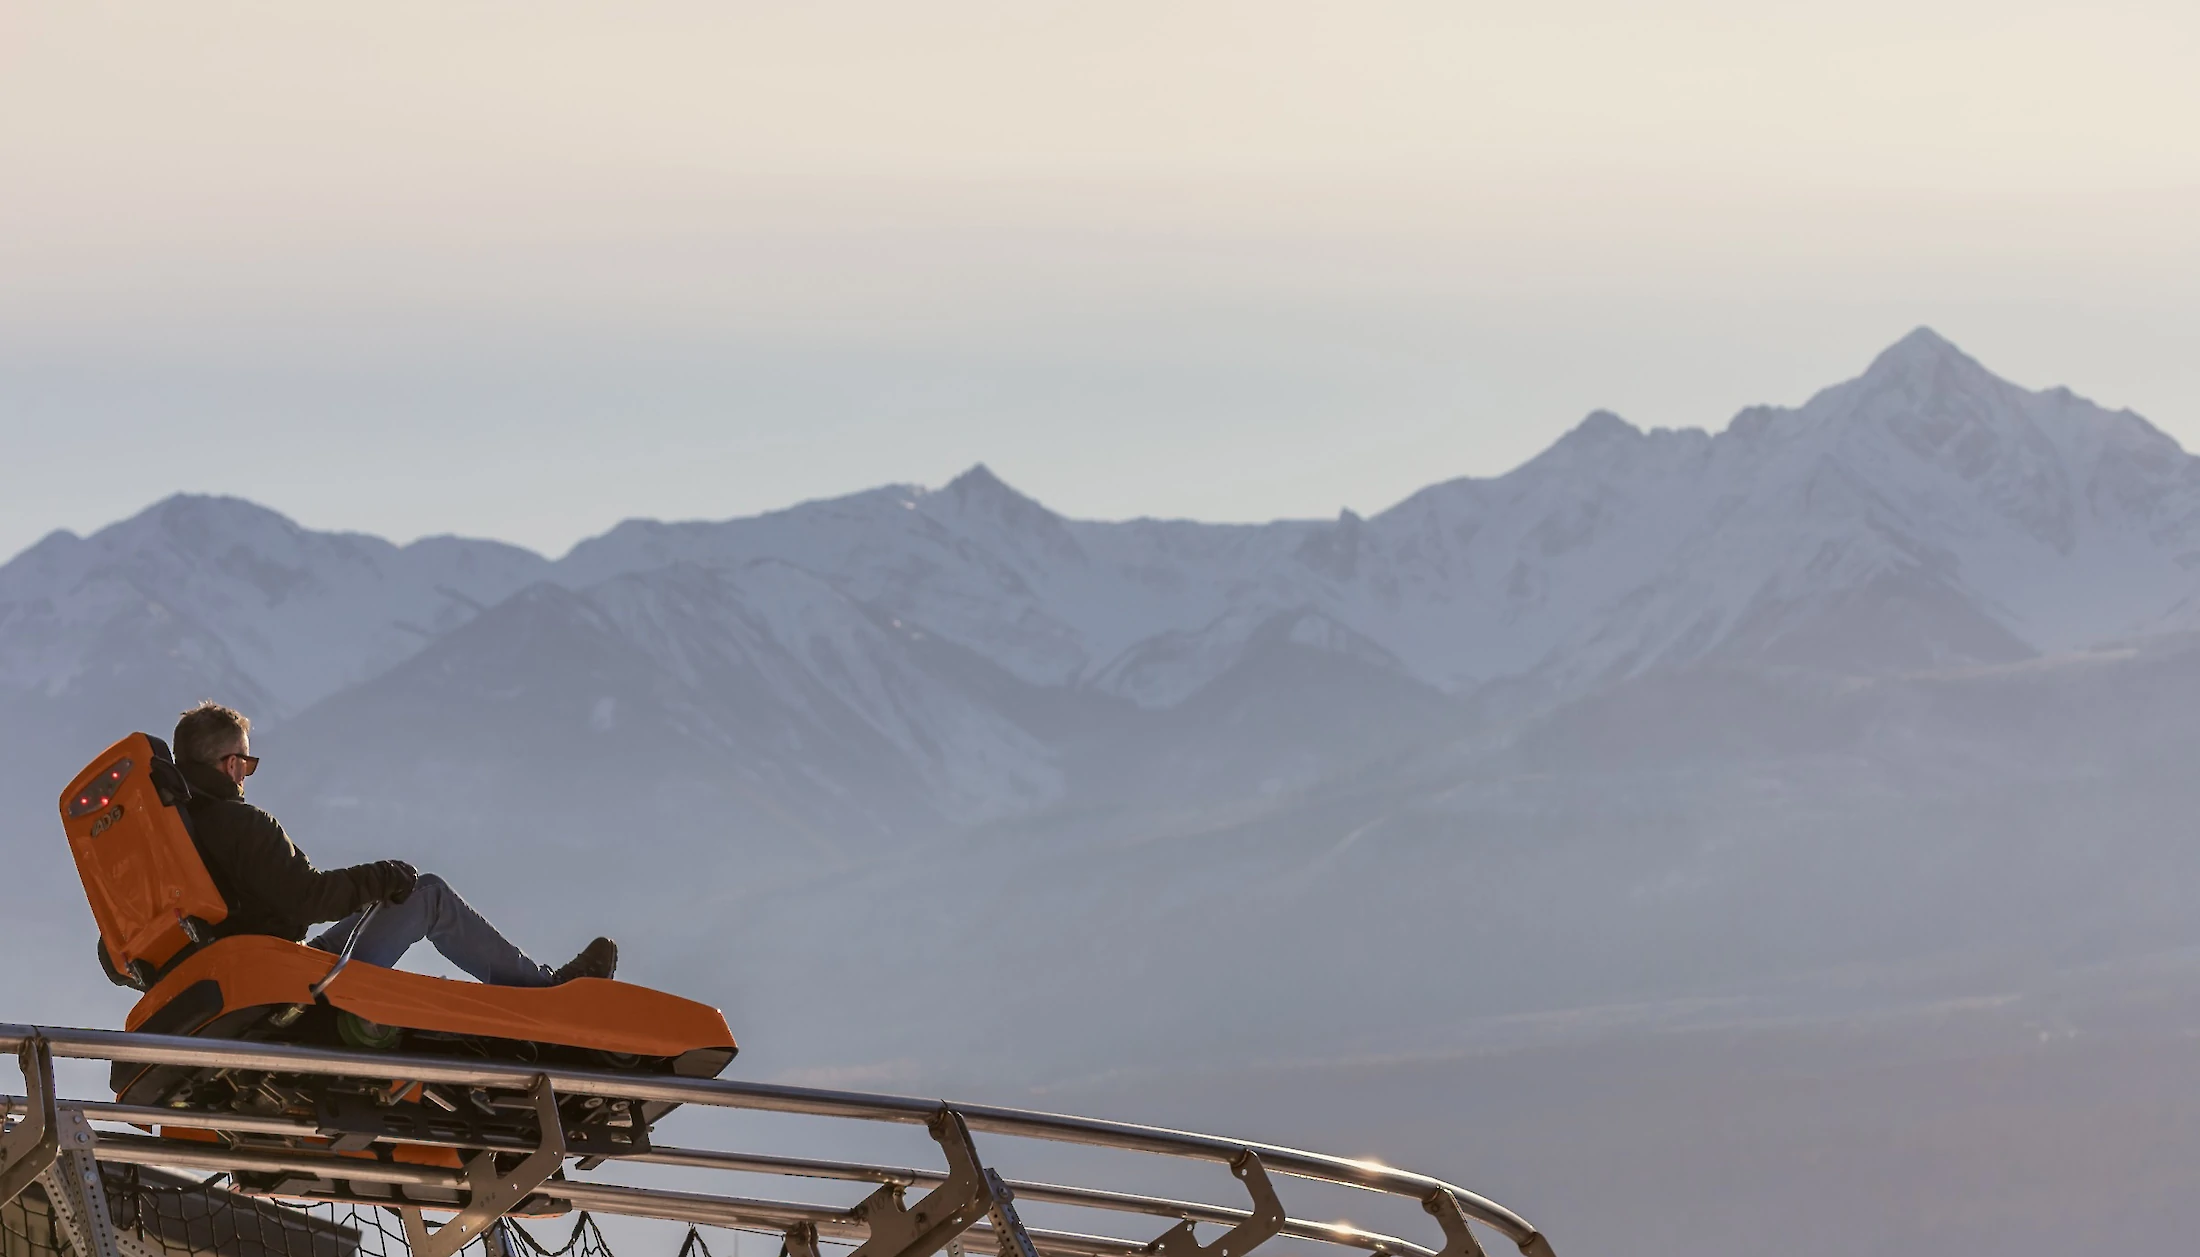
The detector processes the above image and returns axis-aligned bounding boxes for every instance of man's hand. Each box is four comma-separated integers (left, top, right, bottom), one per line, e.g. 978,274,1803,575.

365,860,419,905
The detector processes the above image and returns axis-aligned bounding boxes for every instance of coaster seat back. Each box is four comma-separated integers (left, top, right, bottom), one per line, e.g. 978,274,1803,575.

61,732,230,989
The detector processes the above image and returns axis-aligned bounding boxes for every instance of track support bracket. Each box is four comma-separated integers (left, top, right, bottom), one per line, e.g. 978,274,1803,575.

1422,1191,1488,1257
845,1108,1037,1257
39,1108,162,1257
1143,1152,1284,1257
1426,1190,1551,1257
0,1036,60,1207
400,1074,566,1257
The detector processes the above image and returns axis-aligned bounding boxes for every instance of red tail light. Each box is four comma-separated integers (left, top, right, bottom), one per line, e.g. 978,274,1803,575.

70,757,134,818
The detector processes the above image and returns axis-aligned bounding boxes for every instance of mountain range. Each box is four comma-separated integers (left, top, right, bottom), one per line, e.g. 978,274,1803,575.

10,328,2200,835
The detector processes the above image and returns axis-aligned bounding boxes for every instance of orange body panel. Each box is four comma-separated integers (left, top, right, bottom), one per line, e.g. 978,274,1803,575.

156,1124,466,1168
127,935,737,1059
61,733,229,972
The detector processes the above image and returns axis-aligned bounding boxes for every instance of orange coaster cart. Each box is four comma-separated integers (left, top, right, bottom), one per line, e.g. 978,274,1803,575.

60,732,736,1213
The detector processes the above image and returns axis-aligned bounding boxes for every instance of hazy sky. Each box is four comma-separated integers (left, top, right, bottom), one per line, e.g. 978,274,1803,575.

3,1,2196,560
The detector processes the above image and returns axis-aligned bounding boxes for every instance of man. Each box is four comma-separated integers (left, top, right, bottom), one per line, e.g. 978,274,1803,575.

172,701,617,986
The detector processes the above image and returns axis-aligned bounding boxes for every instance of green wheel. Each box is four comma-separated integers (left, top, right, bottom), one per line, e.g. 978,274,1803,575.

336,1011,404,1051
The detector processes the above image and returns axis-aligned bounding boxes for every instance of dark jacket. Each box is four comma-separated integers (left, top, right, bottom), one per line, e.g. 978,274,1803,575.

178,759,382,942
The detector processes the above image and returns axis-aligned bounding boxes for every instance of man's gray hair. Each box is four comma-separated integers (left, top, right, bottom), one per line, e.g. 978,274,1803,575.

174,701,251,766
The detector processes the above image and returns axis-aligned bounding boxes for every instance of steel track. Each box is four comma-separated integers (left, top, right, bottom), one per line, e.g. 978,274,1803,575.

0,1024,1552,1257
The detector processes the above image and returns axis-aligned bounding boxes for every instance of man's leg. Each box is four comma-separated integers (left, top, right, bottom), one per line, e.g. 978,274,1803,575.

307,874,554,987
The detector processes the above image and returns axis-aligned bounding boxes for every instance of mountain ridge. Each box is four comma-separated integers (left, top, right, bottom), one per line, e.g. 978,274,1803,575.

6,327,2193,831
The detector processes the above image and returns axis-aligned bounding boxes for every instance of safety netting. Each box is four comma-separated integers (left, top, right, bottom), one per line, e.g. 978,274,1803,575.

4,1168,729,1257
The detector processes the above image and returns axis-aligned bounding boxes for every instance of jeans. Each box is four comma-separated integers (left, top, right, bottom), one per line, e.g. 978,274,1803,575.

308,873,554,988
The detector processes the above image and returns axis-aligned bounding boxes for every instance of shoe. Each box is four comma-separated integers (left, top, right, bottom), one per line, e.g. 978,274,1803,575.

551,937,619,984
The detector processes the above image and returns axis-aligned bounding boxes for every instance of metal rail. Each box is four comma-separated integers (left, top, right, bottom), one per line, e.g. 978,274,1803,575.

627,1148,1441,1257
0,1024,1552,1257
1,1100,1437,1257
81,1136,1217,1257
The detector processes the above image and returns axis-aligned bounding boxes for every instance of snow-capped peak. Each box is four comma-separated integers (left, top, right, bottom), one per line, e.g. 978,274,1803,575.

1562,408,1644,445
0,495,548,717
924,464,1085,564
941,462,1036,510
1860,325,1980,377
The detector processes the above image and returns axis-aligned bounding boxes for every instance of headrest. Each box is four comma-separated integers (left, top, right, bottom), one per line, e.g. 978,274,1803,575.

142,733,194,809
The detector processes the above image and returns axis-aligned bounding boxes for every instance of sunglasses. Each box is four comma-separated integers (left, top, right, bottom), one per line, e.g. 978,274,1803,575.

222,752,262,777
